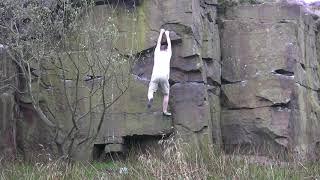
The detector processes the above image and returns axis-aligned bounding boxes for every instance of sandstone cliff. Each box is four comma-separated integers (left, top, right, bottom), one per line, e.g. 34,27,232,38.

1,0,320,161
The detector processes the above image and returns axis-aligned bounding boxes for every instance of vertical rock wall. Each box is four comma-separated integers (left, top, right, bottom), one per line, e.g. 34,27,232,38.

128,0,222,144
220,2,320,159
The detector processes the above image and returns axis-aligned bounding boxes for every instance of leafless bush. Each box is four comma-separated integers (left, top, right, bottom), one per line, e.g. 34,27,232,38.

0,0,138,160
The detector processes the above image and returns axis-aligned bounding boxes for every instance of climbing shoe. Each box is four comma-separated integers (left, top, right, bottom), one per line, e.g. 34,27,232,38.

147,99,153,109
163,111,172,116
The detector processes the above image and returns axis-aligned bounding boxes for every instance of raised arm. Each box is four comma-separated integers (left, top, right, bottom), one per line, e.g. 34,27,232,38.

156,29,165,52
165,30,171,53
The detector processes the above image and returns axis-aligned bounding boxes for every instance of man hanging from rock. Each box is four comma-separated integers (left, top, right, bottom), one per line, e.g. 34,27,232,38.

147,28,172,116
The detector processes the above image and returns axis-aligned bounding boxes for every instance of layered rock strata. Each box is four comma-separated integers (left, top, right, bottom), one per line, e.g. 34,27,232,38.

220,2,320,159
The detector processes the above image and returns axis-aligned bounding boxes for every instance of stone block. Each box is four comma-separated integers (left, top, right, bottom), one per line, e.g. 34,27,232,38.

170,83,210,132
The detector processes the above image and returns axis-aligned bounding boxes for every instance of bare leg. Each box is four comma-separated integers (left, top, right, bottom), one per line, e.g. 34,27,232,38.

147,91,153,109
148,90,154,101
162,94,169,113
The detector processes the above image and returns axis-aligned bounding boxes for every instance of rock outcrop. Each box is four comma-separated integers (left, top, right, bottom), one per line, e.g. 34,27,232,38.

1,0,320,161
220,2,320,159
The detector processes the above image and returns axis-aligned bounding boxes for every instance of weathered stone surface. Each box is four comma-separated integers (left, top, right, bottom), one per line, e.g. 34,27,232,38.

204,59,221,85
98,112,173,137
290,83,320,159
222,75,294,109
221,20,299,82
181,37,201,57
220,3,320,160
224,3,302,22
202,24,220,61
171,55,202,72
208,88,222,145
170,69,204,83
170,83,210,132
221,107,291,149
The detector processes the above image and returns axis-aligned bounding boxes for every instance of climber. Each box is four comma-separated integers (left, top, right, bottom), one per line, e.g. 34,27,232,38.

147,28,172,116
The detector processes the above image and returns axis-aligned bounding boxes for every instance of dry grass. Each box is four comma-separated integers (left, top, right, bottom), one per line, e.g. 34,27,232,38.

1,137,320,179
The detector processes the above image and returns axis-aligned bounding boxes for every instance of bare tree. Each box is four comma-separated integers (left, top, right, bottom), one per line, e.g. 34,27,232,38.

0,0,138,160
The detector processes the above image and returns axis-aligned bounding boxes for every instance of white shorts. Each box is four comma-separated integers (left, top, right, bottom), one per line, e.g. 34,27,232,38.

148,76,170,95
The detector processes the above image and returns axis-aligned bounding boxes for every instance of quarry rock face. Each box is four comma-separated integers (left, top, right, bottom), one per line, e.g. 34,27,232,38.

107,0,220,150
131,0,221,142
1,0,320,161
13,0,220,160
220,3,320,159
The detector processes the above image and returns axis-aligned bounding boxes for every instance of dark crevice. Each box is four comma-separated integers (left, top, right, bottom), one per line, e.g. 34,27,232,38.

207,86,220,96
204,2,218,6
183,54,201,59
203,57,213,62
93,134,172,161
95,1,105,5
227,107,255,110
84,75,102,81
186,80,205,83
92,143,125,162
278,19,291,23
206,13,214,22
311,13,319,21
224,101,291,110
221,77,241,85
295,82,319,92
170,80,205,86
273,69,294,76
124,134,168,153
169,79,176,86
220,90,232,107
221,77,232,84
207,78,221,87
300,63,306,70
256,96,273,103
194,126,208,134
92,144,106,161
175,124,208,134
270,101,291,108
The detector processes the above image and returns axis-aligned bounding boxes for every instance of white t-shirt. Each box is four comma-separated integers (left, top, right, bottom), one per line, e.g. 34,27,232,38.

151,48,172,79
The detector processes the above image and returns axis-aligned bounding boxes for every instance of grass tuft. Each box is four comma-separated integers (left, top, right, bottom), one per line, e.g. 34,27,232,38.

1,137,320,179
